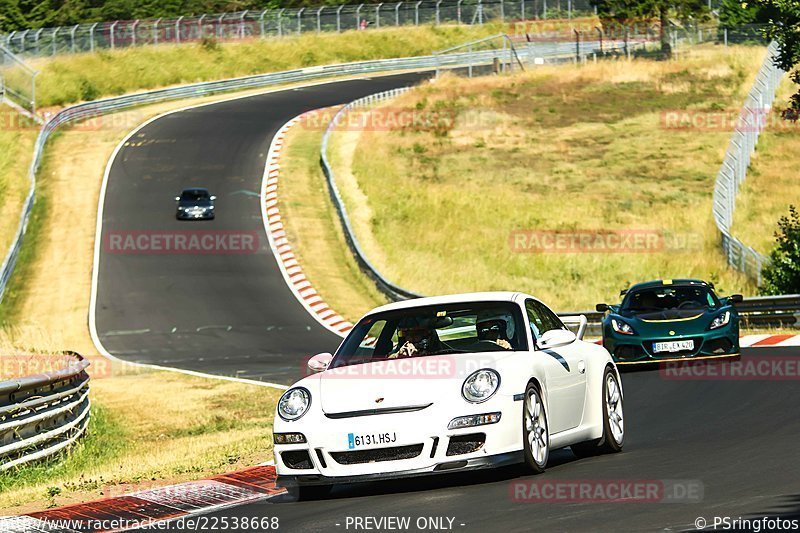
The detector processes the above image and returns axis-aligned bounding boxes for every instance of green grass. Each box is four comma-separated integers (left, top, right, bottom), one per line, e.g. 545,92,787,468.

29,23,515,108
324,45,768,311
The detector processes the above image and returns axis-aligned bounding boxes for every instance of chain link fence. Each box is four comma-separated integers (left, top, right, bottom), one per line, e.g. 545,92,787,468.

0,43,37,115
0,0,604,58
712,40,785,285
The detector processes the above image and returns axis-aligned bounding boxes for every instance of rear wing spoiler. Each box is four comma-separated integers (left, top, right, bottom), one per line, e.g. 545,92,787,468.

560,315,588,341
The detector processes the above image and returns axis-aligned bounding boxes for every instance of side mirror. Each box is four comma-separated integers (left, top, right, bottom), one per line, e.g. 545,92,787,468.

729,294,743,304
307,352,333,373
537,329,577,350
596,303,609,312
210,195,217,201
175,196,181,202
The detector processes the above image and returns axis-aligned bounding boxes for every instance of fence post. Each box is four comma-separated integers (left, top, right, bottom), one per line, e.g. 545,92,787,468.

568,0,572,20
259,10,268,37
19,30,28,54
34,28,42,55
176,16,183,44
436,0,442,24
478,0,483,23
521,0,525,21
278,9,286,36
110,22,117,49
724,27,728,47
500,0,505,21
132,20,139,46
376,3,383,27
336,6,344,32
544,0,548,19
70,25,78,53
415,1,422,25
574,28,580,62
52,28,59,56
356,4,364,29
395,2,402,26
88,24,96,52
240,11,247,39
457,0,463,23
217,14,225,38
297,8,305,34
317,7,324,32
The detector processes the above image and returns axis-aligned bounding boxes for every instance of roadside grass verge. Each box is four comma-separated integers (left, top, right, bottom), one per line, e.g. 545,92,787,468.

0,369,281,514
321,45,766,311
0,107,37,284
0,88,309,512
278,109,388,322
730,76,800,256
29,22,554,109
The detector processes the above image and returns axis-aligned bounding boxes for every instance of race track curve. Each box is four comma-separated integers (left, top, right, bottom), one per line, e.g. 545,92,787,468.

94,72,429,384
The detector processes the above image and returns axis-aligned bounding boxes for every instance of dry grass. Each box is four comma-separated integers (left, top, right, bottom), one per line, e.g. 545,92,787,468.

731,76,800,255
0,87,306,512
0,107,37,266
324,45,767,311
279,109,387,322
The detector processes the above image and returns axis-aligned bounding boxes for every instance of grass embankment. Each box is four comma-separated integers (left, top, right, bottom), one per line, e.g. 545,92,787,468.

28,23,507,109
0,91,295,513
279,109,388,322
320,45,767,311
731,76,800,255
0,109,37,270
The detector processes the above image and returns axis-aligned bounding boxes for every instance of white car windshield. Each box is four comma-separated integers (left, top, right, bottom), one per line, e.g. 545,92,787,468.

331,301,528,368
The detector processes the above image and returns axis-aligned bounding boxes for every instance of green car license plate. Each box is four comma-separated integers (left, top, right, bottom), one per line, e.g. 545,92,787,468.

653,340,694,353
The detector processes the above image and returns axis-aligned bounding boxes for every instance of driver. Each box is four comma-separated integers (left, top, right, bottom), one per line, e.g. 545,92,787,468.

389,317,443,358
476,311,514,350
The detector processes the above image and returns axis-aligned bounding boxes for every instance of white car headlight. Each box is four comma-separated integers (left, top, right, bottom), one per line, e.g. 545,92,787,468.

278,387,311,421
709,311,731,330
462,369,500,403
611,318,635,335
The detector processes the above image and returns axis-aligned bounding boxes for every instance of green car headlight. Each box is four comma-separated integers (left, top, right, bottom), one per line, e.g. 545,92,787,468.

709,311,731,330
611,318,635,335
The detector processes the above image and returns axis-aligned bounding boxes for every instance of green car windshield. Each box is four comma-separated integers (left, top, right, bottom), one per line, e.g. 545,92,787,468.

622,286,720,313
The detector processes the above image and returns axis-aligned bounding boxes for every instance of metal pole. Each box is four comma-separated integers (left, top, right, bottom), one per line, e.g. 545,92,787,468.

521,0,525,21
543,0,547,19
132,20,139,46
217,14,224,39
298,8,305,34
415,1,422,25
278,9,285,36
52,28,59,56
317,7,324,32
356,4,363,29
240,11,247,39
337,6,344,32
395,2,402,26
176,16,183,44
376,4,383,28
199,14,206,39
259,10,268,37
568,0,572,20
478,0,483,24
154,19,160,45
724,27,728,47
574,28,580,61
34,28,42,55
70,25,77,53
500,0,505,21
109,22,117,50
88,24,96,53
436,0,442,24
20,29,29,54
468,44,473,77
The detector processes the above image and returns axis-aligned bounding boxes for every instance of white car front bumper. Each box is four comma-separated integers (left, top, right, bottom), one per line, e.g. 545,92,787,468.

274,393,523,485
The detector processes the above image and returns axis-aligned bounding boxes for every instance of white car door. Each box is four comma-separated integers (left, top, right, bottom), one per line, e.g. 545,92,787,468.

525,299,587,434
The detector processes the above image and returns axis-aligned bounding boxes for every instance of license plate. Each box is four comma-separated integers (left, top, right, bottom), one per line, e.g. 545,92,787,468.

653,340,694,353
347,431,397,449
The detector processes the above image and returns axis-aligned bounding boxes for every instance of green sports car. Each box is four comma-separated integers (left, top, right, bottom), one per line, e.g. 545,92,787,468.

596,279,742,365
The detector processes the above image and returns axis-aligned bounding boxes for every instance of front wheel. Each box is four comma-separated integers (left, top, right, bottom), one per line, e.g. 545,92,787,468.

522,383,549,473
572,366,624,458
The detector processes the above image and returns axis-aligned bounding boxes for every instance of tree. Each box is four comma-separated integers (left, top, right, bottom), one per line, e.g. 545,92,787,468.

760,205,800,295
0,0,28,31
592,0,710,54
751,0,800,120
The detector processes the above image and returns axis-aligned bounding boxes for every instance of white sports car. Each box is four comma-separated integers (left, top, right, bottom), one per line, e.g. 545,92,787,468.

274,292,624,499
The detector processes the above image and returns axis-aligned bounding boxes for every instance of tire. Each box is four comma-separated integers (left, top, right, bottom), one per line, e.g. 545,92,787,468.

522,382,549,474
571,366,624,458
285,483,332,501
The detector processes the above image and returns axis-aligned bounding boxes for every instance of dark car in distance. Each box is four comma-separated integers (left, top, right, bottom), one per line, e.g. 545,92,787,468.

175,188,216,220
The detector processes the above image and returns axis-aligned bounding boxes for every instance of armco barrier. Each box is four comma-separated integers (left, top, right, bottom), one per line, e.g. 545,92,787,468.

0,352,90,470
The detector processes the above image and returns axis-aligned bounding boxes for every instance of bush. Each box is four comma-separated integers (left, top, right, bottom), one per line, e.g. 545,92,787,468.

760,205,800,295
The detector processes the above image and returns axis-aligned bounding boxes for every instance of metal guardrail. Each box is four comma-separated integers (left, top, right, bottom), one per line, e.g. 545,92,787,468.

712,41,785,284
0,0,604,59
0,352,90,470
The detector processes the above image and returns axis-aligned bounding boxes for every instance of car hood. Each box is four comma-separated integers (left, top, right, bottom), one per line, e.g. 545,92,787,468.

317,352,514,415
179,200,211,208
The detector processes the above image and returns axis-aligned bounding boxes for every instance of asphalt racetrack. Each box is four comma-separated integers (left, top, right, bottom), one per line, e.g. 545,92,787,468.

95,72,800,531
